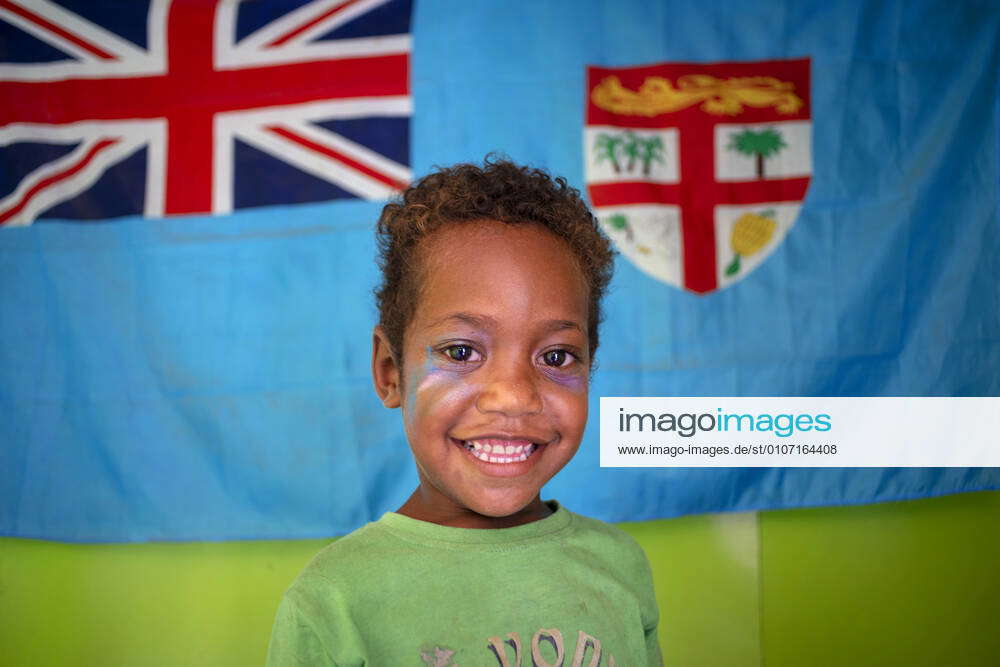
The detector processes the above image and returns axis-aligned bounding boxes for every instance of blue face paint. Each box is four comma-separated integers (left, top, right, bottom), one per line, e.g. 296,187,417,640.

404,345,459,426
402,347,430,425
423,345,444,375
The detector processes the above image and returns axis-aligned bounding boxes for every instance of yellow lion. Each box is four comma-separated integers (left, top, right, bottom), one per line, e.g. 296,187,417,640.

592,75,803,117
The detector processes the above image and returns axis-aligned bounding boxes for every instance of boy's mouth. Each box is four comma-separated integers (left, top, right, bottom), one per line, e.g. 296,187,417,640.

460,438,540,464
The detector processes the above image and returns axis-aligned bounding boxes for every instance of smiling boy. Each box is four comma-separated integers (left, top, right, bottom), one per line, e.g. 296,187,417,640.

267,159,663,666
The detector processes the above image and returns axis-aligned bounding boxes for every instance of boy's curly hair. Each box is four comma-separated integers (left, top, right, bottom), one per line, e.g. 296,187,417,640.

375,157,615,368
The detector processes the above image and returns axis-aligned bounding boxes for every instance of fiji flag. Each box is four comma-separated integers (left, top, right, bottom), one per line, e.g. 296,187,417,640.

2,0,999,542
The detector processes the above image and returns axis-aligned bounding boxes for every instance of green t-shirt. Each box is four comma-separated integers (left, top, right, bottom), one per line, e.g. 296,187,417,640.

266,501,663,666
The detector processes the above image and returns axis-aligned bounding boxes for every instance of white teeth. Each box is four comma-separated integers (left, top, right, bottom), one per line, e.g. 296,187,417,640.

463,441,539,464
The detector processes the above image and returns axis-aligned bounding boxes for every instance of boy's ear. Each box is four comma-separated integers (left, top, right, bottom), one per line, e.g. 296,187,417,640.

372,326,402,408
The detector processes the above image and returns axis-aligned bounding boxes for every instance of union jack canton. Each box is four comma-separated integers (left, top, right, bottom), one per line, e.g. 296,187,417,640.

0,0,412,225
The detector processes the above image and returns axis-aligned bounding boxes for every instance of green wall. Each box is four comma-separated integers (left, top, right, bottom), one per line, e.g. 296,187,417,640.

2,490,998,666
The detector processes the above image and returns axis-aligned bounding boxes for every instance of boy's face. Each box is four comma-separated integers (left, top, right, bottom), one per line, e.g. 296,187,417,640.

374,219,590,525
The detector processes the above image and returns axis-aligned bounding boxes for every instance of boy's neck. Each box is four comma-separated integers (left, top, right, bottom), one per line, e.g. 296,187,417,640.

396,490,552,529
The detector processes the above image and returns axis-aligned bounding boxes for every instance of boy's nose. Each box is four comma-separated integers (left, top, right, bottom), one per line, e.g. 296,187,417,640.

475,363,543,416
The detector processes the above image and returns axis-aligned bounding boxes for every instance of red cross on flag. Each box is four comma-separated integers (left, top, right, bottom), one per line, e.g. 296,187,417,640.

585,58,811,294
0,0,411,225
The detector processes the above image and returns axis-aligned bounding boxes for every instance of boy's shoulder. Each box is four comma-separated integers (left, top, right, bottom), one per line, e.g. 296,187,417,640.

295,519,397,583
562,507,651,566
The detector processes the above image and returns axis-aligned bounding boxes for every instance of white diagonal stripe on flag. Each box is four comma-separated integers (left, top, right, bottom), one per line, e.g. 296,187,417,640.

236,0,388,51
0,4,101,63
0,0,164,81
264,0,393,48
281,119,410,185
0,0,150,61
0,135,145,225
234,123,399,200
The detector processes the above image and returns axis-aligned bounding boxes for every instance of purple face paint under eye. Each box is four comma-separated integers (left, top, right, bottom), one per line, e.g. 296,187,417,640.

545,368,587,393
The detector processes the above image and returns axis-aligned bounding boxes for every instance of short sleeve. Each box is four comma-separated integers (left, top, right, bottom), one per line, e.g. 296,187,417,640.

645,616,664,666
634,542,664,666
266,593,335,666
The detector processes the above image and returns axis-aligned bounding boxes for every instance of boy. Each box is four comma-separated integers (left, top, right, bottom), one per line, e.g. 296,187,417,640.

267,159,663,666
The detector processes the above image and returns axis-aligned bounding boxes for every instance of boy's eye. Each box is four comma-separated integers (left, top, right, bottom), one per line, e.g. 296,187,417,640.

541,349,573,368
443,344,477,362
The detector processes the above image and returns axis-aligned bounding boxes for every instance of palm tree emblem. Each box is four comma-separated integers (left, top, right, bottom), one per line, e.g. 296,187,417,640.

636,134,665,176
727,128,786,179
594,133,624,173
594,130,667,177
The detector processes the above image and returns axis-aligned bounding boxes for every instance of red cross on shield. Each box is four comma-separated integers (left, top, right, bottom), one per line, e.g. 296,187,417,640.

585,58,811,294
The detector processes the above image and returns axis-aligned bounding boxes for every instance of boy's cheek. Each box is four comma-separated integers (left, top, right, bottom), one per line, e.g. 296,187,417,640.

405,374,476,427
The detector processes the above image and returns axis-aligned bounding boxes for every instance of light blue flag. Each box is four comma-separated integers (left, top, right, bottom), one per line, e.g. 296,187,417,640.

1,0,998,541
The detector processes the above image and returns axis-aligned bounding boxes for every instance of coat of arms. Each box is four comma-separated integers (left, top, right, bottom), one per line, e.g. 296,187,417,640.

585,58,811,293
